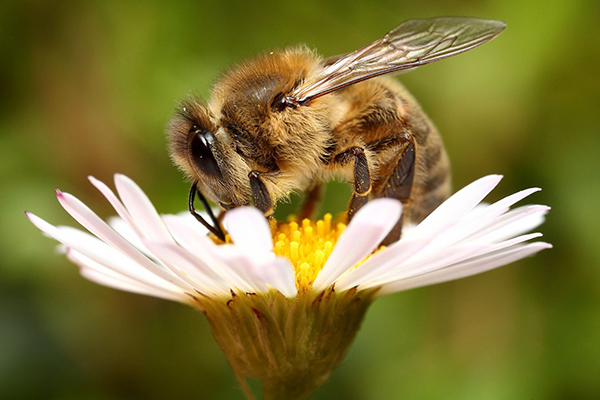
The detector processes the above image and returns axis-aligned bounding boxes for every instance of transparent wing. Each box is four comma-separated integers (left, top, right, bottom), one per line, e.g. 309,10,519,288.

288,17,506,105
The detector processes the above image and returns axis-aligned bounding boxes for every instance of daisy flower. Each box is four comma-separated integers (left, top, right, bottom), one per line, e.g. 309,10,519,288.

26,174,550,399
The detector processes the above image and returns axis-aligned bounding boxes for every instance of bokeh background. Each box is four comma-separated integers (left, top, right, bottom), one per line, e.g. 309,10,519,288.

1,0,599,398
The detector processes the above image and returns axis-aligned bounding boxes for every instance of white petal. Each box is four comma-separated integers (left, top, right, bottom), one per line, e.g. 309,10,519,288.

88,176,144,239
256,258,297,297
54,191,188,287
414,187,541,253
313,199,402,291
479,187,541,216
360,243,488,290
27,212,186,294
335,236,431,291
172,210,212,235
339,229,541,293
465,205,550,244
223,207,274,258
68,250,188,303
66,247,131,280
377,242,551,295
107,216,149,254
114,174,174,243
79,268,184,301
142,241,230,296
163,215,255,288
408,175,502,238
213,245,269,293
467,232,543,259
162,215,220,258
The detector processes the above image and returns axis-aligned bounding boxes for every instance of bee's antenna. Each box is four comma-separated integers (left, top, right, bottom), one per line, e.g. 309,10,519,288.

188,181,226,241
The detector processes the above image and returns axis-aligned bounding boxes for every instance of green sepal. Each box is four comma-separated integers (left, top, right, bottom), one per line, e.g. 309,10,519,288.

192,286,378,399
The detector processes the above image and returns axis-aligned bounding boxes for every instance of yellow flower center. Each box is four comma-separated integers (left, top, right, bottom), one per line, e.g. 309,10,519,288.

272,214,346,290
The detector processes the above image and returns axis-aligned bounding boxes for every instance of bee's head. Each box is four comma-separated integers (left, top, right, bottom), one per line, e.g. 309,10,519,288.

167,96,252,210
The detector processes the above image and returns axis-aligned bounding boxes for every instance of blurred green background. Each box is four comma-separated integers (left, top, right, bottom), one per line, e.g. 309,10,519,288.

1,0,599,398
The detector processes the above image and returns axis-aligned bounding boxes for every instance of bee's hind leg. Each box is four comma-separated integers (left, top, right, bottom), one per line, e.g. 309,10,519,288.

379,139,416,245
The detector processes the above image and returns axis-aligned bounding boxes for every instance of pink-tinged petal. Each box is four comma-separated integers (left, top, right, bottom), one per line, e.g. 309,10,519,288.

27,212,185,294
88,176,144,239
53,191,189,288
213,245,269,293
172,211,212,235
256,258,297,297
162,215,220,259
377,242,552,296
313,199,402,291
223,207,274,257
162,215,253,288
113,174,174,243
409,175,503,238
80,268,188,302
68,250,189,303
142,241,230,296
107,216,150,254
66,247,128,280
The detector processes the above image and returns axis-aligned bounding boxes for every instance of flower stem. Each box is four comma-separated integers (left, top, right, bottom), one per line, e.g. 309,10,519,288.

260,379,317,400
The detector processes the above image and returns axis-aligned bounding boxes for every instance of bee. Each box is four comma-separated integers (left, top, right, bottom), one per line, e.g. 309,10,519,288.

167,17,506,243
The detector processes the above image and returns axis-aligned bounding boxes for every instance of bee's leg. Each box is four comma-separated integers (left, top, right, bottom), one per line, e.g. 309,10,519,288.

248,170,274,216
380,138,416,245
298,181,323,220
382,139,415,202
331,147,371,221
362,131,416,243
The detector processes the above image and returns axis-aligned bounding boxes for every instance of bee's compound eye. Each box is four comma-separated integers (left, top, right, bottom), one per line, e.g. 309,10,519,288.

190,129,222,178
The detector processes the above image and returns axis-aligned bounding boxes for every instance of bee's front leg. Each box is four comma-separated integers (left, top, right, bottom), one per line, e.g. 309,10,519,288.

331,147,372,221
188,181,226,241
248,170,274,216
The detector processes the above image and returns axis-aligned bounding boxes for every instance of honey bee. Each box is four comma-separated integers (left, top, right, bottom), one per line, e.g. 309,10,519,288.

167,17,506,243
